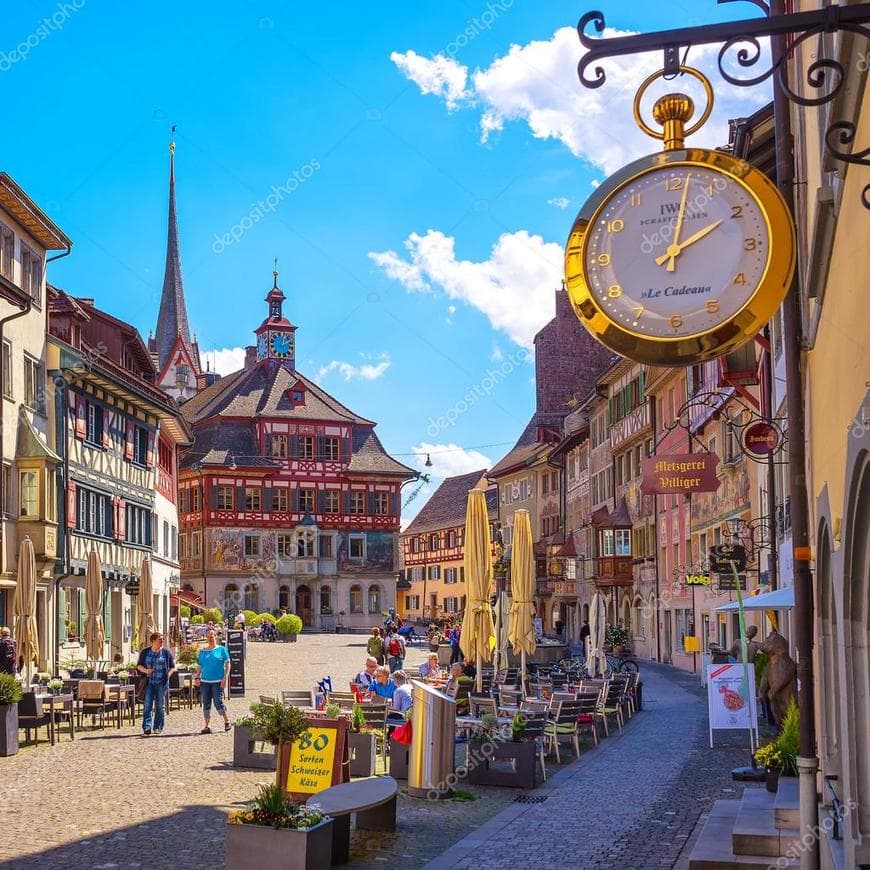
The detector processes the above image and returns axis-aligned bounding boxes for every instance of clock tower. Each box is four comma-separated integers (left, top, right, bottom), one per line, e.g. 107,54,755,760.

254,270,297,367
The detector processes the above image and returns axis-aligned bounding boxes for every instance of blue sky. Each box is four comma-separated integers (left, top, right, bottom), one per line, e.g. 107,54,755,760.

3,0,767,521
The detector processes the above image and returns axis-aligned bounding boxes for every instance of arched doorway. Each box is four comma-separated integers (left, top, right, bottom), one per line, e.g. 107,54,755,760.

296,584,313,626
278,585,290,611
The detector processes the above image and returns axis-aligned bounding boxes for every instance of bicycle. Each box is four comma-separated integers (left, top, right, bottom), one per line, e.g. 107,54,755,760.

605,652,639,674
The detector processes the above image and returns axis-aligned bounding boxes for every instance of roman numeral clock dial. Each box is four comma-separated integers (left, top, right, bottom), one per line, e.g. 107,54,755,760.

565,154,795,366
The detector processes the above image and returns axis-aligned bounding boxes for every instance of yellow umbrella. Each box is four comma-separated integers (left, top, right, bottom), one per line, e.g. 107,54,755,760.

507,509,536,682
84,548,105,662
13,536,38,683
136,557,156,648
460,488,496,692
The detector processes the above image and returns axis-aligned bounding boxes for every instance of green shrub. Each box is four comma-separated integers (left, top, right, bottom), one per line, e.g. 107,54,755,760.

258,612,277,625
203,607,224,624
179,605,191,619
0,673,23,705
190,615,204,625
242,609,258,625
246,614,262,628
177,644,200,667
276,613,302,636
776,697,800,776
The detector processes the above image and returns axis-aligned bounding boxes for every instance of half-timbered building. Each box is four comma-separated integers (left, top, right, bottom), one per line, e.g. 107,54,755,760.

177,273,414,630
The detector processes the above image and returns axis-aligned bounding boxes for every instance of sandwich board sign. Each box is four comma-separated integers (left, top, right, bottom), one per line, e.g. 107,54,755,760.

706,663,759,750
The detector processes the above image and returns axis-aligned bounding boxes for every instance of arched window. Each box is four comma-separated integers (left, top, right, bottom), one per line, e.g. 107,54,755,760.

244,583,259,612
582,602,589,623
349,584,363,614
368,584,381,614
621,596,631,629
632,596,644,639
278,585,290,611
223,583,239,612
320,585,331,613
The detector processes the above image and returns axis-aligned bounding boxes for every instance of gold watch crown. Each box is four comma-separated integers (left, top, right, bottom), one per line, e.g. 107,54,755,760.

633,66,714,152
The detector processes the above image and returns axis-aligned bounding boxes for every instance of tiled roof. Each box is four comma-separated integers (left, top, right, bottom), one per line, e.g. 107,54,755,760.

402,470,496,536
180,420,278,470
346,429,416,476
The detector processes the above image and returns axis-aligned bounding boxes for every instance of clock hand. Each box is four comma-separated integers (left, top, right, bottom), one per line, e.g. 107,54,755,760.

656,173,691,273
655,218,723,268
671,218,724,255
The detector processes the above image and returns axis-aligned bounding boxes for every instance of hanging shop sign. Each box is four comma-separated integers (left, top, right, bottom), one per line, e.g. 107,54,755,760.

685,573,712,586
716,572,747,592
564,67,796,368
742,421,780,456
709,544,747,573
640,453,720,495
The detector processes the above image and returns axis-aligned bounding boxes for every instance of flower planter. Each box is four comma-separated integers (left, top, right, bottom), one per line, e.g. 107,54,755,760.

279,634,298,643
233,725,276,770
348,731,376,778
765,767,780,793
389,737,409,780
225,817,333,870
0,704,19,757
466,740,537,789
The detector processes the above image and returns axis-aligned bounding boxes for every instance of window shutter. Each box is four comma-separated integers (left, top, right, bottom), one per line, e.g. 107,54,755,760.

100,409,110,450
105,496,113,539
290,487,300,513
342,490,351,514
367,492,376,515
391,492,399,517
66,481,77,528
208,482,217,510
124,420,134,460
116,500,126,541
236,485,245,510
317,436,326,461
263,486,274,511
290,435,300,458
317,489,326,514
74,395,86,439
146,430,156,467
341,435,351,463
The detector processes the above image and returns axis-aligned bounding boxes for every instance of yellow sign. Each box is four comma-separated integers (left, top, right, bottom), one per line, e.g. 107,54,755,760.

285,727,338,795
685,573,712,586
684,635,701,653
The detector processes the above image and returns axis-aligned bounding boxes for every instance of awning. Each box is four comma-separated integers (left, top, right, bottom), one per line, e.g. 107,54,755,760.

716,586,795,613
171,591,206,611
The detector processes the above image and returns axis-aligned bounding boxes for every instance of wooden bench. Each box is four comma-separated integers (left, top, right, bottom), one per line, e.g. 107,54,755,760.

305,775,398,865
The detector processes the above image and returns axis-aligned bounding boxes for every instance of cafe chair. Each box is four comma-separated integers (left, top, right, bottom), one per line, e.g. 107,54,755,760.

18,693,51,744
597,681,625,737
281,690,315,709
469,694,497,718
575,692,600,746
258,695,278,706
518,711,548,783
544,700,583,762
77,680,109,729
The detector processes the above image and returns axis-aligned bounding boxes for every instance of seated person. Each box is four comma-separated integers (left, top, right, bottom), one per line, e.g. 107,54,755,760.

369,665,396,700
419,653,441,680
355,656,378,689
462,661,476,680
388,670,412,722
444,662,465,694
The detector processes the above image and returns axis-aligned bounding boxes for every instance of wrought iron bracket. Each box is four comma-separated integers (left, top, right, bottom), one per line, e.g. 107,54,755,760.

577,4,870,205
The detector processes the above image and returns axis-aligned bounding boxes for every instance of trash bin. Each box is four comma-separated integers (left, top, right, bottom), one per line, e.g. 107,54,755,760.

408,681,456,799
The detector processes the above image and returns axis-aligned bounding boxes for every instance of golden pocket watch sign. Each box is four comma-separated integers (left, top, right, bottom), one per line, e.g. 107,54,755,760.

565,67,796,366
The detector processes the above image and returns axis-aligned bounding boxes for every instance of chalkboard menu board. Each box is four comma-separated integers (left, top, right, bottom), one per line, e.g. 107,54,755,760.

226,628,246,698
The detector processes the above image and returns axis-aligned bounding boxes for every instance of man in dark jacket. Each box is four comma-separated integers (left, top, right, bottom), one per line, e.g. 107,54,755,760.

136,632,176,736
0,627,16,675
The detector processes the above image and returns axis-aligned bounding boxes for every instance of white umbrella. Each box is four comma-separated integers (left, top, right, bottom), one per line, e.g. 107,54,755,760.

586,591,607,677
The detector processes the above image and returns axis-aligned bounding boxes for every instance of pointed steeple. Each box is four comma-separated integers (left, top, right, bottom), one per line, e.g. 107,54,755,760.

154,129,197,374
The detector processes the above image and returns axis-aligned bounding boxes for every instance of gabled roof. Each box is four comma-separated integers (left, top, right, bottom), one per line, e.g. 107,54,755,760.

180,419,277,470
0,172,71,250
402,470,496,536
346,429,415,476
181,359,377,425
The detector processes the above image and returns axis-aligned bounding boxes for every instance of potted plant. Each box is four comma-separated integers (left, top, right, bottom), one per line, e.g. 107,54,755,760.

606,623,630,656
0,673,23,756
755,697,799,792
348,704,376,777
48,678,64,696
467,712,538,789
233,709,276,771
176,643,199,669
276,613,302,643
226,782,332,869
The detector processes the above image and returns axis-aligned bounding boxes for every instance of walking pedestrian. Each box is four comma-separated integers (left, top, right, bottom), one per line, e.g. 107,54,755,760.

197,629,231,734
0,627,16,675
367,626,385,665
449,624,462,665
386,630,405,673
136,632,176,736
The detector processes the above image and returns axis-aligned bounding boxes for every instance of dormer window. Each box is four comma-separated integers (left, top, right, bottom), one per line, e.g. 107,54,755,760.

288,388,305,407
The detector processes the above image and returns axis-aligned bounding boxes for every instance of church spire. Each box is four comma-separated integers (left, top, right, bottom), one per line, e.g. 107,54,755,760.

154,128,197,374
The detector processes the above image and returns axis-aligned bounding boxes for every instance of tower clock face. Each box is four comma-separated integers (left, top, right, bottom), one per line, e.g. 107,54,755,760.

270,332,294,358
565,151,795,365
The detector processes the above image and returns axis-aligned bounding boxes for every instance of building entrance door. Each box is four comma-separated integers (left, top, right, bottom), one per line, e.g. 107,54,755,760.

296,585,312,626
663,611,673,664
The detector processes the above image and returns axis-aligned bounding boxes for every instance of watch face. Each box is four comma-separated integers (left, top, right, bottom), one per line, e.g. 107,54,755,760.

270,332,294,358
582,163,768,340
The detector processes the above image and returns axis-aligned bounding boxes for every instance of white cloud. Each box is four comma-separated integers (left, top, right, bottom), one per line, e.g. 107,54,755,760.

210,347,247,376
317,354,391,381
392,27,769,175
490,343,504,362
547,196,570,209
412,442,492,480
369,229,561,349
390,50,470,110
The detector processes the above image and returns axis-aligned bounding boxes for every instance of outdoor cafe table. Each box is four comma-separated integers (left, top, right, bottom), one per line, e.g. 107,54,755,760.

35,693,75,745
106,684,136,728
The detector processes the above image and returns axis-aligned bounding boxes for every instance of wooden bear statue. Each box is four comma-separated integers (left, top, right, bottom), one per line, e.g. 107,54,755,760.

759,630,797,727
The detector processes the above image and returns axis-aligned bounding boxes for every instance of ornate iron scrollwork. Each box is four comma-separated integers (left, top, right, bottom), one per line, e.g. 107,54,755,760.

576,4,870,207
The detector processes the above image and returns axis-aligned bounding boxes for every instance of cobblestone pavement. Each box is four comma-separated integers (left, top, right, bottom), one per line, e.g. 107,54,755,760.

424,662,757,870
1,643,755,870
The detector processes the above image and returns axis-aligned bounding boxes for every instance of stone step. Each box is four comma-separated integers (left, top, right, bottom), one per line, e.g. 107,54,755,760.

774,776,801,829
732,787,801,858
688,800,800,870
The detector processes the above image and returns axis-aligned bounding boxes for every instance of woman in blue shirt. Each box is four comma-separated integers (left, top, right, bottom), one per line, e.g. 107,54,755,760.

369,666,396,700
197,630,232,734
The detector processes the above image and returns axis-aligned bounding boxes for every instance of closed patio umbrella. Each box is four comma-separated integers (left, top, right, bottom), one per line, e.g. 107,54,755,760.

507,509,536,684
84,548,105,662
460,488,496,692
586,591,607,677
136,557,156,648
13,536,38,684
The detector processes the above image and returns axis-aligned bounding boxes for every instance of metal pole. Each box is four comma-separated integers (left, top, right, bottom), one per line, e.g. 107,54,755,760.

768,2,819,865
763,326,779,592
